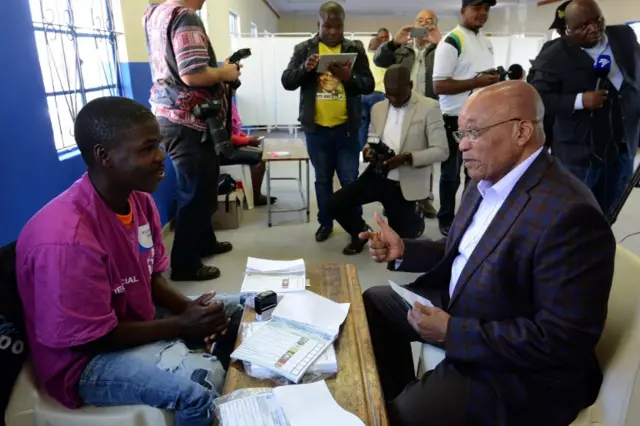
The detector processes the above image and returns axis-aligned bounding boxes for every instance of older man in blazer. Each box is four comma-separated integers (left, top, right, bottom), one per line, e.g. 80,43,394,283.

360,81,615,425
328,65,448,255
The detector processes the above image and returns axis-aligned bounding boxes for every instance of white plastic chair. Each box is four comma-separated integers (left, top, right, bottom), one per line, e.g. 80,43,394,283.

418,245,640,425
5,361,173,426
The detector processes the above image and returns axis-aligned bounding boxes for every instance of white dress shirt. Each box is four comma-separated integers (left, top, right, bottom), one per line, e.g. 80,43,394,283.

448,148,543,297
574,34,624,110
381,103,408,181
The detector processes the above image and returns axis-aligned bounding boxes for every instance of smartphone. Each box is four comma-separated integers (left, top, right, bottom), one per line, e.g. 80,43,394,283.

410,27,428,39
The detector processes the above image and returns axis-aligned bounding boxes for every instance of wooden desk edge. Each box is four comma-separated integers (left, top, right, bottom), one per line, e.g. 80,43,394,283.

344,264,389,426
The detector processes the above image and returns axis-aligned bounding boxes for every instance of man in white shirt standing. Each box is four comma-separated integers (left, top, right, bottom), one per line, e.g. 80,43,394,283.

432,0,499,237
328,65,448,255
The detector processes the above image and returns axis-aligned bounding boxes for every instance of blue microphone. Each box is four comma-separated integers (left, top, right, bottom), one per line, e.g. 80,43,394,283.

593,54,612,89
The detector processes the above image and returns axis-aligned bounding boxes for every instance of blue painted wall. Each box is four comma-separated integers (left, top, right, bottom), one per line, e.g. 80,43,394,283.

0,2,176,246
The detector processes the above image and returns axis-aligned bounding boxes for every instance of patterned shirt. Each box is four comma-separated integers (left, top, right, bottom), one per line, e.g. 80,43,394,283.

144,3,226,131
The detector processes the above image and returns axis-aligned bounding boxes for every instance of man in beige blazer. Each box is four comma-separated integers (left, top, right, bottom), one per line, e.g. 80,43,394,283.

328,65,449,255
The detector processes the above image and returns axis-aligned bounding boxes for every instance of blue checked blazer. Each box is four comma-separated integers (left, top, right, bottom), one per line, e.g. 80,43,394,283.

396,151,616,426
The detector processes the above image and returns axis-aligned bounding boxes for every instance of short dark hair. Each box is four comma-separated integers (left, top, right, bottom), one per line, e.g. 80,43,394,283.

74,96,156,164
377,27,389,33
384,64,411,86
319,1,345,20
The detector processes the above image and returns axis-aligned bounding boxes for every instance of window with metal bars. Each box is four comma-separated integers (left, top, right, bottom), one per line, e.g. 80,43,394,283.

28,0,123,155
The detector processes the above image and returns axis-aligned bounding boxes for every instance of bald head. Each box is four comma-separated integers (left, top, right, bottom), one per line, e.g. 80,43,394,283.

565,0,605,47
458,81,545,183
384,65,412,107
415,9,437,26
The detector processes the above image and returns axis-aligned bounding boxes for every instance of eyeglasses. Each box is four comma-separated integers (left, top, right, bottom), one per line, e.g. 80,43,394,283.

453,118,538,143
415,18,436,26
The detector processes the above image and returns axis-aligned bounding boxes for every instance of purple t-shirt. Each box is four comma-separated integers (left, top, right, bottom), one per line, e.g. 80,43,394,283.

16,173,169,408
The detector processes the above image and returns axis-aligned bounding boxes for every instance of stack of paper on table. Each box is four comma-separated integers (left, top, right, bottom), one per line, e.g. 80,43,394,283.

217,380,365,426
231,291,349,383
241,257,306,294
242,322,338,379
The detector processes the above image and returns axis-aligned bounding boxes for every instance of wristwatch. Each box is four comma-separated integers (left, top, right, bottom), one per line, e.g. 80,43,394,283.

403,152,413,165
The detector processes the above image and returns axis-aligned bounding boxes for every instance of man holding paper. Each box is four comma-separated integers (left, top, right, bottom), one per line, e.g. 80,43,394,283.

360,81,615,426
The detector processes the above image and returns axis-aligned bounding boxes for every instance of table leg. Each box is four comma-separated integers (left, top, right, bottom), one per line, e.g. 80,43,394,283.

306,159,310,222
267,160,272,227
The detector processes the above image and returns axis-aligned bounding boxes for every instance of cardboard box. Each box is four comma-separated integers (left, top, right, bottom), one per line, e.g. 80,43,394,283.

212,191,244,230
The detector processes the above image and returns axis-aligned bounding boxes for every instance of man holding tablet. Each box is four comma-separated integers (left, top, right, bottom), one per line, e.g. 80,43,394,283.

281,1,374,243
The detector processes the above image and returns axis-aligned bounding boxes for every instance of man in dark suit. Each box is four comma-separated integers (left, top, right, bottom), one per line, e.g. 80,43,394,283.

530,0,640,218
361,81,615,426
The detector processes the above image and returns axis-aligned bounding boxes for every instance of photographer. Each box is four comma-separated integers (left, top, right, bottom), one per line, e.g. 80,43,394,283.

432,0,497,236
328,65,448,255
145,0,240,282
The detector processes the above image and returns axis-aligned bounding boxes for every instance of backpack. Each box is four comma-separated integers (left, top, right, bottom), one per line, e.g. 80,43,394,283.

0,242,28,423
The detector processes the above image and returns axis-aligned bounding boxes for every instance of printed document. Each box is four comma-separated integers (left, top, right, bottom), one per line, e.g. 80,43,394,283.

389,280,434,309
231,291,349,382
243,321,338,379
241,258,306,294
217,381,365,426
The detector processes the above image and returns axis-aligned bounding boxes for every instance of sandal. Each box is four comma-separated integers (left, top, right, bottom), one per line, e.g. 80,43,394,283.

171,265,221,282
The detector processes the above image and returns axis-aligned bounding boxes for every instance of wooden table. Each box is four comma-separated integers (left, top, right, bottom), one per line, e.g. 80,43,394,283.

222,264,389,426
262,139,310,227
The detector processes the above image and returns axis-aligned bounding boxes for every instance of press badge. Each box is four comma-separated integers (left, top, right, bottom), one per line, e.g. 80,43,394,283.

138,223,153,252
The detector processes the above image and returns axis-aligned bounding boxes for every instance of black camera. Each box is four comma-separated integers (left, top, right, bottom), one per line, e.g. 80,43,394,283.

227,48,251,90
496,66,508,81
367,136,396,177
192,99,234,157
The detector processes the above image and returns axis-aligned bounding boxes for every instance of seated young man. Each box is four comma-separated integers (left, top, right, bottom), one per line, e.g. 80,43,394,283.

16,97,242,426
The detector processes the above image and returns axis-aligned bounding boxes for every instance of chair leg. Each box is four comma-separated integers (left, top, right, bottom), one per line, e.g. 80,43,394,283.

242,164,254,210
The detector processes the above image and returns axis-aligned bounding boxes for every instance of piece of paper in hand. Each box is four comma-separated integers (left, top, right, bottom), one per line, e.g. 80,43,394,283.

389,280,434,309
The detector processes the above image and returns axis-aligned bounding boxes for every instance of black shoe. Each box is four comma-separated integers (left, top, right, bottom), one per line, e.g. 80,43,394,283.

343,225,371,255
315,226,333,242
201,241,233,258
171,265,221,282
439,224,451,237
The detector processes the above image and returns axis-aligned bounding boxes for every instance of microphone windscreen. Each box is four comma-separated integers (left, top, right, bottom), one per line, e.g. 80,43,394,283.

593,54,612,79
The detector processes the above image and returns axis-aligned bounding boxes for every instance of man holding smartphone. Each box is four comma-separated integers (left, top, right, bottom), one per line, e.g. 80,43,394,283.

374,9,443,219
432,0,498,237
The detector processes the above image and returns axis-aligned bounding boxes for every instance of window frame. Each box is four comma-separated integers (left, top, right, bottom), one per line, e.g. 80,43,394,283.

250,22,258,37
229,10,240,36
29,0,124,156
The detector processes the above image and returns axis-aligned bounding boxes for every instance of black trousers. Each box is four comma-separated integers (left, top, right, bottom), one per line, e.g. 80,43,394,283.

363,286,482,426
437,115,470,227
328,168,424,238
159,119,219,274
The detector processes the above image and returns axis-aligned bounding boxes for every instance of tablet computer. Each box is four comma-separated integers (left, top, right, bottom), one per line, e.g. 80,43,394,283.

316,53,358,73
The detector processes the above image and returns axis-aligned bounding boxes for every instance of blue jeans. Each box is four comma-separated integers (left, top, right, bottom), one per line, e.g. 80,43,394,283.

563,153,634,217
78,295,243,426
305,124,362,228
359,92,386,149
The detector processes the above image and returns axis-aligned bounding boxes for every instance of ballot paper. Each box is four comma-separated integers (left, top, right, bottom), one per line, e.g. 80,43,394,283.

389,280,434,309
243,319,338,379
231,291,349,383
217,381,365,426
241,258,306,294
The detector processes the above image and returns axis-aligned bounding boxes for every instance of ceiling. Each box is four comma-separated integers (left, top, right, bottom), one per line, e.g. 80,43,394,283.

268,0,543,17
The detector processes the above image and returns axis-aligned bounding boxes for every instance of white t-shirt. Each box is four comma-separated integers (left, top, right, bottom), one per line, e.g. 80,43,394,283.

432,25,495,116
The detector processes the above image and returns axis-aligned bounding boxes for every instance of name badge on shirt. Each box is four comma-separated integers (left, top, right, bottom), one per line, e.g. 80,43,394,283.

138,224,153,252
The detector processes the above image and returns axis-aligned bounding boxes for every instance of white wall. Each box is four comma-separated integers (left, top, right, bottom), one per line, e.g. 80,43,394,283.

203,0,280,58
278,14,459,35
484,0,640,36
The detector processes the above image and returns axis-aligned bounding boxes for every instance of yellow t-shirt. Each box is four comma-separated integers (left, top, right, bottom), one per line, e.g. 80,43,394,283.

315,43,348,127
367,51,386,93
